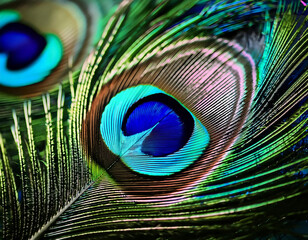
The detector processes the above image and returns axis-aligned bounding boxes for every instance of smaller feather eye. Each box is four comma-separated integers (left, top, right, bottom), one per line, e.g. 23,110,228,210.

0,0,104,97
100,85,210,176
0,10,62,88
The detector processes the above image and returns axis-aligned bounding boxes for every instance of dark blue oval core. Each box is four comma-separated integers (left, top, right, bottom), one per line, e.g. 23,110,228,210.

122,94,194,157
0,22,47,70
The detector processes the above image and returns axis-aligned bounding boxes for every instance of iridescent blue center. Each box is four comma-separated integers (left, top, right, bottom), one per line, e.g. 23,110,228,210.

0,22,47,70
122,94,194,157
100,85,210,176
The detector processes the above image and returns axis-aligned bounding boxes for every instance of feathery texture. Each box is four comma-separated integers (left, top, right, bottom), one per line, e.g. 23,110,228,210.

0,0,308,239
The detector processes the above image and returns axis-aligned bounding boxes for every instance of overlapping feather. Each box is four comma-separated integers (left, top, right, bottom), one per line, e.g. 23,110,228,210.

0,0,307,239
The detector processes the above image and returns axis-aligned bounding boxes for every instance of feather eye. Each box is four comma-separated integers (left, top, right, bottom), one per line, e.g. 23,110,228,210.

0,0,106,97
82,37,256,198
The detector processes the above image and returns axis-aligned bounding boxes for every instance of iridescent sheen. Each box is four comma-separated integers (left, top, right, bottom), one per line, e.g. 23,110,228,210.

100,85,210,176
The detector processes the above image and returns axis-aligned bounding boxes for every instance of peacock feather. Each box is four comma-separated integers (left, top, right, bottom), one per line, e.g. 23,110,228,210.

1,0,308,239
